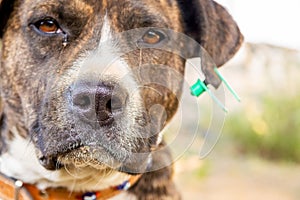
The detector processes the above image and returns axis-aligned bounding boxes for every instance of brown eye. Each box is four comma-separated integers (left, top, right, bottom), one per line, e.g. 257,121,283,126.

32,18,62,35
39,20,58,33
142,29,165,45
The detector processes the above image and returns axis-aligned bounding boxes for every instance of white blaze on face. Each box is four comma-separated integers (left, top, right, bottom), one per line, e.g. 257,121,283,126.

74,14,143,111
97,14,136,82
75,14,139,88
100,14,112,44
69,13,146,144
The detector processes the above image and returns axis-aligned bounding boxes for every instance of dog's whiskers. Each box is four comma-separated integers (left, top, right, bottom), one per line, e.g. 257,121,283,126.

66,179,77,198
55,159,62,170
64,163,76,177
92,164,115,187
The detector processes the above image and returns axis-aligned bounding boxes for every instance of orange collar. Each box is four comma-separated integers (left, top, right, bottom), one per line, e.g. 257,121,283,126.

0,172,141,200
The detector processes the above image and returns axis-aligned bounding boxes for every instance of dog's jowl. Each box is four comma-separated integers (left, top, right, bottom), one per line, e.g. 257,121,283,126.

0,0,243,199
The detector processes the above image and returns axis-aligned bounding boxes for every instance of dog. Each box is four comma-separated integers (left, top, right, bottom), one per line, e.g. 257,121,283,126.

0,0,243,199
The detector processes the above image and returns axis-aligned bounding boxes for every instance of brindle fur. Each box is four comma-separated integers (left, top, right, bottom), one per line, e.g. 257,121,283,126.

0,0,243,199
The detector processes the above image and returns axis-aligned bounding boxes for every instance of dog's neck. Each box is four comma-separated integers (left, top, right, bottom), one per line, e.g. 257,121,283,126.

0,128,134,193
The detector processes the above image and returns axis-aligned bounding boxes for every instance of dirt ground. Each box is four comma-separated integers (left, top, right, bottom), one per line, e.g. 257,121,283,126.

174,149,300,200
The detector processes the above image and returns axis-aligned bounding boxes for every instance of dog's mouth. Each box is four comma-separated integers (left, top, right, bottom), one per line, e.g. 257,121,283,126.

38,138,151,174
59,146,121,169
38,143,123,171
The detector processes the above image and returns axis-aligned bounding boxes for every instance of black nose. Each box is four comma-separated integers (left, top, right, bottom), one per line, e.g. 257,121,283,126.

72,83,123,126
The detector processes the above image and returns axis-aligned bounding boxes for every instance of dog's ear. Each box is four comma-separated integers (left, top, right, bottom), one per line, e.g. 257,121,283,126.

0,0,15,38
177,0,244,67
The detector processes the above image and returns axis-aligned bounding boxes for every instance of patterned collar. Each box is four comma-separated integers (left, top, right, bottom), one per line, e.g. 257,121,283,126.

0,172,141,200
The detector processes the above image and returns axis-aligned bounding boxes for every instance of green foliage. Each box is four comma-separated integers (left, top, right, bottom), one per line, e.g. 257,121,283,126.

195,160,211,179
224,95,300,163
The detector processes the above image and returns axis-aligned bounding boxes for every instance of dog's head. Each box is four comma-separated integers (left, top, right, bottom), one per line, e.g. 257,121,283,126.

0,0,242,187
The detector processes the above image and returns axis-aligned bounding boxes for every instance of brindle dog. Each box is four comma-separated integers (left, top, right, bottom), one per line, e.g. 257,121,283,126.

0,0,243,199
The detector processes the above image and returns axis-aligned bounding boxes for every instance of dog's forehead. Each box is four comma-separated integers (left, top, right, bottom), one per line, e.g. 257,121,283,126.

21,0,180,31
23,0,94,15
23,0,178,18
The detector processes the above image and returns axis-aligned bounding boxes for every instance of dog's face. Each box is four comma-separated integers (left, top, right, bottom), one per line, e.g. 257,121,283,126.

0,0,243,191
1,0,186,173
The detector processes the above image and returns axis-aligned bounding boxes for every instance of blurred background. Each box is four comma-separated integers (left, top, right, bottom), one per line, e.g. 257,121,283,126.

173,0,300,199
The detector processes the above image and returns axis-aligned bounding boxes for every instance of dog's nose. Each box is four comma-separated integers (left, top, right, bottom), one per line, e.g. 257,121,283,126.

72,83,120,126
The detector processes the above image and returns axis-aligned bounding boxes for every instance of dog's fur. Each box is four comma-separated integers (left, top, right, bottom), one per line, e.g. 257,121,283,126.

0,0,243,199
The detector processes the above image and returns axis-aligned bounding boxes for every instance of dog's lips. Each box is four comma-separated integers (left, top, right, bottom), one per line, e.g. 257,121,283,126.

57,145,122,170
39,155,64,171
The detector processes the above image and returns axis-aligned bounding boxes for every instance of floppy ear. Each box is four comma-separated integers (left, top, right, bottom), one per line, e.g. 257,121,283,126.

177,0,244,67
0,0,15,38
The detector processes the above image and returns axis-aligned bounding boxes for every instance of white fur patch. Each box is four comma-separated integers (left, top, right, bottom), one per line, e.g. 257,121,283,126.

100,14,112,44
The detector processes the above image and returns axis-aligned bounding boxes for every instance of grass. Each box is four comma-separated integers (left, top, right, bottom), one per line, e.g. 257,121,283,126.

224,94,300,163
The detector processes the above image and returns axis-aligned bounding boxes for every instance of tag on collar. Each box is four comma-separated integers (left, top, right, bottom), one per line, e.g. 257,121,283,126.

190,56,240,112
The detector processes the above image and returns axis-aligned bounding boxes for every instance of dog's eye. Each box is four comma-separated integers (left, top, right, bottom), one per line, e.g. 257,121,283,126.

32,18,62,35
142,29,165,45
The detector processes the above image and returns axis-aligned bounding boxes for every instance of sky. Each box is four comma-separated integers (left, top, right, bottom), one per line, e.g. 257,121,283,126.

216,0,300,50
